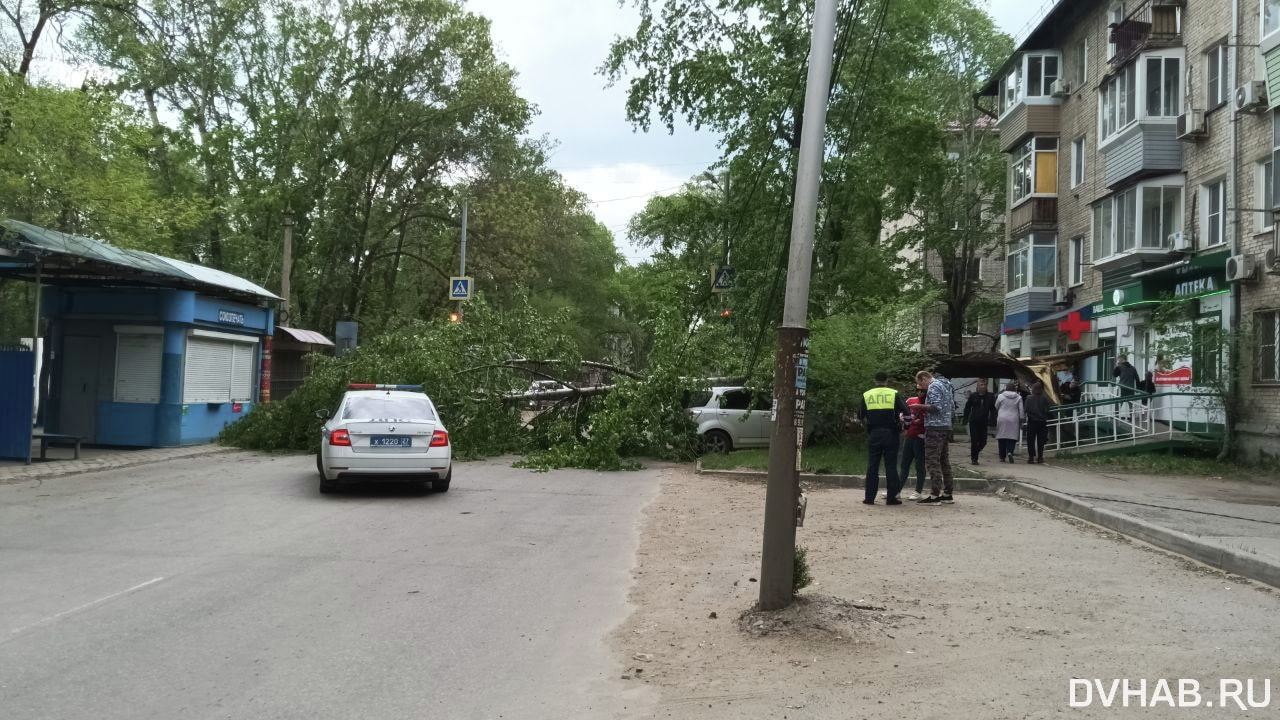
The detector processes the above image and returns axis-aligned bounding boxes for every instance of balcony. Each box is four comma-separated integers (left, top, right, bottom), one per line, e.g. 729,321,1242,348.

998,102,1061,153
1101,121,1181,188
1109,0,1183,68
1010,197,1058,237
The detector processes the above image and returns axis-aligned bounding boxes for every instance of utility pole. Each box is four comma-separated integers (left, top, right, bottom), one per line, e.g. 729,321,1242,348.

758,0,837,611
281,205,295,324
457,198,468,321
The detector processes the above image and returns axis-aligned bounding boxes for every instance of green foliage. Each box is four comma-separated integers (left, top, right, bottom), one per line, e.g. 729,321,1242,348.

793,546,813,594
220,294,579,455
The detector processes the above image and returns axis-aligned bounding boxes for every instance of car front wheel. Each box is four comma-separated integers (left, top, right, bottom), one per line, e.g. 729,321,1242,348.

701,430,732,455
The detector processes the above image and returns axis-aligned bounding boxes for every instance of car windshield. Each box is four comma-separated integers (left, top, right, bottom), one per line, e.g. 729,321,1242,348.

342,396,435,421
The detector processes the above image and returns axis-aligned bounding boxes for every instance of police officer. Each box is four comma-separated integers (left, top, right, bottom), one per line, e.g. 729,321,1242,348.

859,371,909,506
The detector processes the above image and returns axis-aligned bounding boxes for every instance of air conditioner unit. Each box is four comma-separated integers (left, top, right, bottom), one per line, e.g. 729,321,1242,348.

1175,110,1206,140
1169,231,1192,251
1264,247,1280,274
1052,286,1071,305
1235,81,1268,113
1049,79,1070,97
1225,253,1258,282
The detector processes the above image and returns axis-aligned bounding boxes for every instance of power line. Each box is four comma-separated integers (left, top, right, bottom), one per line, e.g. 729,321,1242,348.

586,184,688,204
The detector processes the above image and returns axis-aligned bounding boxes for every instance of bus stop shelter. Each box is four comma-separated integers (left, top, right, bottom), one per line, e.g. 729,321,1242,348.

0,219,278,461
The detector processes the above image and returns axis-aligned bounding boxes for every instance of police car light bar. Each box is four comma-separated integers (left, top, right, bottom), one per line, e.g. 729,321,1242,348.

347,384,423,391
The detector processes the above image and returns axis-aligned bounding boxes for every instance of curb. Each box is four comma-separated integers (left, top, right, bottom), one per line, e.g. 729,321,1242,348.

0,445,237,486
694,459,997,492
1005,481,1280,590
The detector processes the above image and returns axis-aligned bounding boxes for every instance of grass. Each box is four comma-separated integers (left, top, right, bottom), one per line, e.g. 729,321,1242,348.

1055,447,1280,480
699,445,869,475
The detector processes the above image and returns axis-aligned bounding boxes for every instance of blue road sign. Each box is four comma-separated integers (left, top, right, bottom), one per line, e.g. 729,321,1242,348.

449,276,474,301
712,265,735,293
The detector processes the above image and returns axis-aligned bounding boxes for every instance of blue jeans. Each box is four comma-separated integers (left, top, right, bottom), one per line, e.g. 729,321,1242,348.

899,435,926,493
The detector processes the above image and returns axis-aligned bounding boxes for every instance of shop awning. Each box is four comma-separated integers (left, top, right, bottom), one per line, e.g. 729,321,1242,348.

0,219,279,303
1028,302,1094,330
276,326,334,346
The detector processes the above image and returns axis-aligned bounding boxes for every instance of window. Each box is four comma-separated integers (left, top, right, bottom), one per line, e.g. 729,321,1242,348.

1145,56,1181,117
1108,4,1124,59
998,52,1063,116
343,396,436,421
183,333,258,404
114,331,163,404
1007,234,1057,291
719,390,752,411
1140,185,1183,247
1203,180,1225,247
1069,236,1084,286
1071,136,1086,187
1257,310,1280,382
1100,53,1184,142
1192,318,1223,386
1259,159,1274,232
1100,64,1137,139
1266,0,1280,43
1207,43,1229,108
1092,182,1182,259
1010,137,1058,205
1073,38,1088,86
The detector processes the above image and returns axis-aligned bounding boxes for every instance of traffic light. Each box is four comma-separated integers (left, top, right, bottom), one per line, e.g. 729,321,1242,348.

720,308,731,318
448,311,461,324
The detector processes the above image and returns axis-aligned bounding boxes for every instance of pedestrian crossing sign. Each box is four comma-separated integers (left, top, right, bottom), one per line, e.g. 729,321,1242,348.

449,276,473,301
711,265,735,293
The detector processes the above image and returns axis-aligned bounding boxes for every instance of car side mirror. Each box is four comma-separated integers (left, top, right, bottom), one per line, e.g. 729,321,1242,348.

315,409,330,420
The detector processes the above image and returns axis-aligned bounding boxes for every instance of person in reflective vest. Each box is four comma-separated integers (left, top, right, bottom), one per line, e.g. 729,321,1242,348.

859,371,909,506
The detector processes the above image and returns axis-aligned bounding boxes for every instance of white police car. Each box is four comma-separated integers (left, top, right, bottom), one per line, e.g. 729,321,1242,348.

316,384,452,493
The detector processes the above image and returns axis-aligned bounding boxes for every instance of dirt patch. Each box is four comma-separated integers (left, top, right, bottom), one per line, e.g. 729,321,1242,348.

611,468,1280,719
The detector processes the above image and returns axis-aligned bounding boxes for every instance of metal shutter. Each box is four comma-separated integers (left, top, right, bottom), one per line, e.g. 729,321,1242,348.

114,334,163,403
230,343,256,401
183,338,234,403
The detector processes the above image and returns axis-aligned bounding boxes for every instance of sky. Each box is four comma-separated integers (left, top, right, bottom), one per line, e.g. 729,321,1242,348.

467,0,1051,264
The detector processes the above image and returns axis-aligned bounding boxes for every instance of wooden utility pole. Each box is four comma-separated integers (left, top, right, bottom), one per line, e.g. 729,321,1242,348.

758,0,837,611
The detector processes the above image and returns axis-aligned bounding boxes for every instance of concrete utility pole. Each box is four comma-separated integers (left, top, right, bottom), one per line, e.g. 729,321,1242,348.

281,205,295,324
758,0,837,611
457,198,468,321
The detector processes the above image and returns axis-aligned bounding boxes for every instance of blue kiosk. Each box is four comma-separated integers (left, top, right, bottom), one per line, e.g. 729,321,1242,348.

0,220,277,455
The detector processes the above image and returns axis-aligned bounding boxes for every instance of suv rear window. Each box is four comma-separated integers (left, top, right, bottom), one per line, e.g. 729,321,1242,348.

683,391,713,409
343,396,435,421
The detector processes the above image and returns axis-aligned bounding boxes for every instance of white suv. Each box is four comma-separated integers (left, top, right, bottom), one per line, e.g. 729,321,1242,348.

686,386,772,453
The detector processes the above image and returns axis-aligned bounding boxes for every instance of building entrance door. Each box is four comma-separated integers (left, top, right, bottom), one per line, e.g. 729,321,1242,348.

59,335,100,441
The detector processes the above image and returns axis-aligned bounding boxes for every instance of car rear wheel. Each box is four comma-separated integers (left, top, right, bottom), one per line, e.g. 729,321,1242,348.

434,470,451,493
702,430,732,455
317,454,337,493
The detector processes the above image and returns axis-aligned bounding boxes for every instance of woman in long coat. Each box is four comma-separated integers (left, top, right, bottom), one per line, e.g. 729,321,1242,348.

994,381,1025,462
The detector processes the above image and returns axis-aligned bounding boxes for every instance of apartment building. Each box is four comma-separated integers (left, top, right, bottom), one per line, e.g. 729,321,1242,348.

979,0,1280,460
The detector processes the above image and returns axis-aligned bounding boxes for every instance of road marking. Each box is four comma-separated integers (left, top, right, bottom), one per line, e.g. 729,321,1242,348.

6,577,166,641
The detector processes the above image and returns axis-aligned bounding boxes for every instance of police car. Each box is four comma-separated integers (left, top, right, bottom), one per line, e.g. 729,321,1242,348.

316,384,452,493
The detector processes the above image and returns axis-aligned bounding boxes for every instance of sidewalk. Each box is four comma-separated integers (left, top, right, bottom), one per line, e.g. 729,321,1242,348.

968,440,1280,588
0,444,234,485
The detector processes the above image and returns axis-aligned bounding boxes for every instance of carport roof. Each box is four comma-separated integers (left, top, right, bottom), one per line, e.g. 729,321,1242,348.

0,219,278,302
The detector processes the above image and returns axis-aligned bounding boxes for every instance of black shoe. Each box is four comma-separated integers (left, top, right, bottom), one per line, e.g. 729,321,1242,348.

918,495,942,504
863,499,875,505
940,494,955,504
886,498,903,505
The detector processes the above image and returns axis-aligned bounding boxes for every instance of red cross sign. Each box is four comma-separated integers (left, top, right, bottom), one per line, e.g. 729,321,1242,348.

1058,311,1091,342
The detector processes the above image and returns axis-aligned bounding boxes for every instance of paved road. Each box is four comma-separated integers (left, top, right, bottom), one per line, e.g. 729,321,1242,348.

0,452,662,720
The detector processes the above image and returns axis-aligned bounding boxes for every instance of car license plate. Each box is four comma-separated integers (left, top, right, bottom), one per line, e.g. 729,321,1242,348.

370,435,411,447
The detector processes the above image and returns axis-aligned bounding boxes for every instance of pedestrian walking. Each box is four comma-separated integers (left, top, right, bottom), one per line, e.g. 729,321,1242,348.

914,370,955,505
1114,354,1140,419
899,383,928,500
1024,382,1053,463
994,381,1024,462
859,372,909,506
962,379,995,464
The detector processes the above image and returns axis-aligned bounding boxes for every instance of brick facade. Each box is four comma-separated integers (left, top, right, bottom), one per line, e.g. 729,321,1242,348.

984,0,1280,461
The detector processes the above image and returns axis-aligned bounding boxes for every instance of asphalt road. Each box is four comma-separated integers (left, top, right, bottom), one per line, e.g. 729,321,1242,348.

0,452,662,720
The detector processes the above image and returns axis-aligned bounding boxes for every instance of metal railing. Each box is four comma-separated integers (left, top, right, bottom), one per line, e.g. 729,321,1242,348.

1045,380,1223,452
